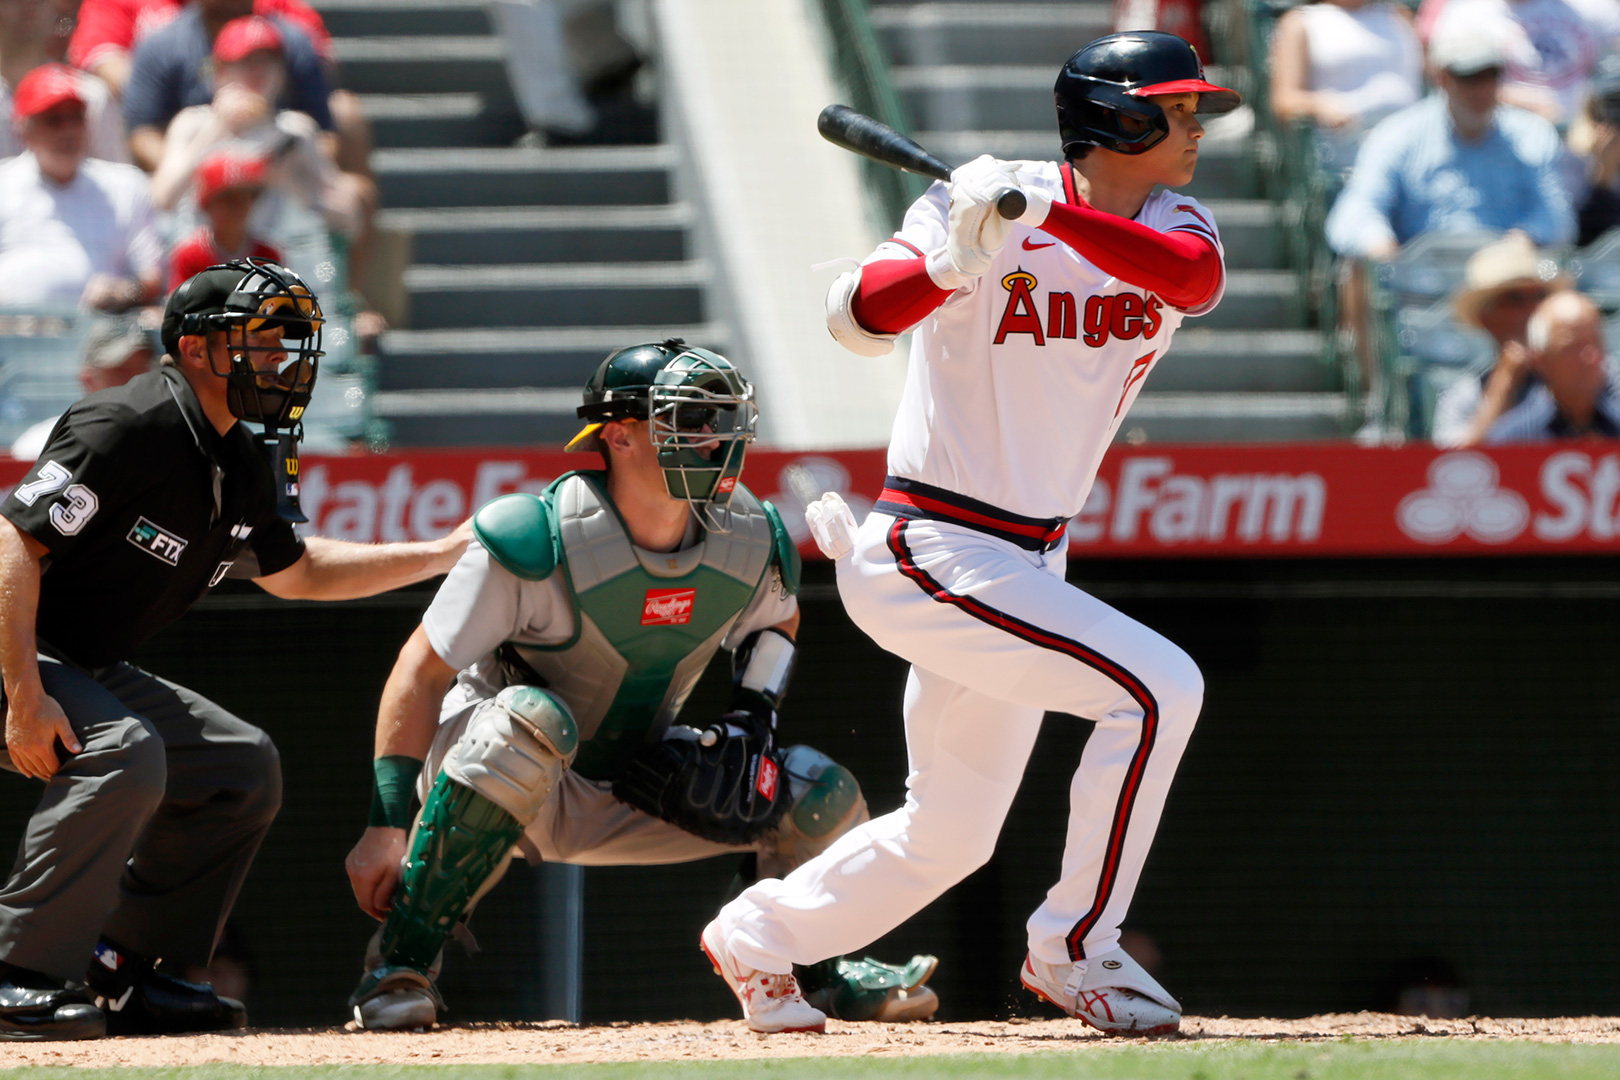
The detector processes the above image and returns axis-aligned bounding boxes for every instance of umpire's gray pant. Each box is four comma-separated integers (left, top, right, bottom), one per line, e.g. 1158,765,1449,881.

0,652,281,983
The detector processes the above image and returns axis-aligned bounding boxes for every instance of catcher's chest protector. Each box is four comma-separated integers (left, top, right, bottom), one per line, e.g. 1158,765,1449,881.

510,473,773,780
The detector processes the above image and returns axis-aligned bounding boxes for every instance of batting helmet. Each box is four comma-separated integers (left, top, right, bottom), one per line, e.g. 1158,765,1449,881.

1055,31,1241,157
566,338,758,529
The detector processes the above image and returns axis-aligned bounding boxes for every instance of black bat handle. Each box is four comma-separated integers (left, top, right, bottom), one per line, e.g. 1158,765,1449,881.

994,188,1027,220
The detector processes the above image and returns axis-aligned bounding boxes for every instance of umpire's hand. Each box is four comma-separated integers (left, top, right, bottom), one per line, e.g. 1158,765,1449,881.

3,690,81,781
347,826,408,920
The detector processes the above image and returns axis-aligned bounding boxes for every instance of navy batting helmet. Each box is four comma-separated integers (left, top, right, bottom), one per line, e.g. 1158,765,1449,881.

1055,31,1241,158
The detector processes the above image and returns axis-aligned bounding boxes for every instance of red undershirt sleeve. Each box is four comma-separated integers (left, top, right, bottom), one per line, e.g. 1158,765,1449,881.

1038,200,1222,311
851,256,955,335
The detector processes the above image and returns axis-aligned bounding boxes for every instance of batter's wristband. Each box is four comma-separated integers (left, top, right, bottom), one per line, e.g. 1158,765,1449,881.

368,755,424,829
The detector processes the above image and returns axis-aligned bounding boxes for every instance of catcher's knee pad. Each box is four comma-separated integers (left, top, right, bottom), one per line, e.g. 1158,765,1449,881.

444,685,579,825
376,770,526,972
758,744,870,878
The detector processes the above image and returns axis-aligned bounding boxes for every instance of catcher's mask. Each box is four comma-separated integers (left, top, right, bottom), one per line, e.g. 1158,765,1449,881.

162,258,323,430
567,339,758,532
162,259,323,523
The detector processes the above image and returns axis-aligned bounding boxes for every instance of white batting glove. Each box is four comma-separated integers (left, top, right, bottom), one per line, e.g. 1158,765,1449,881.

804,492,859,560
945,155,1015,278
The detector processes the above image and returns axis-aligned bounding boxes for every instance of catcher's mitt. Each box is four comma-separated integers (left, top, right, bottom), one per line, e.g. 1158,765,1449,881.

612,711,788,844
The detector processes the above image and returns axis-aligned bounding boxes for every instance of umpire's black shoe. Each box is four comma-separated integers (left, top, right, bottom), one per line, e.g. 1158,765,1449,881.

0,967,106,1041
99,969,248,1036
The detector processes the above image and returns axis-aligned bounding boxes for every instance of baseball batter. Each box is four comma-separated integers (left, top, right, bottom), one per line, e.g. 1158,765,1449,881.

344,341,938,1034
702,32,1238,1036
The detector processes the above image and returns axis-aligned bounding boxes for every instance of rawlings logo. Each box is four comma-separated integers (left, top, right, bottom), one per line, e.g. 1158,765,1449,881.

717,476,737,494
642,587,696,626
755,755,779,801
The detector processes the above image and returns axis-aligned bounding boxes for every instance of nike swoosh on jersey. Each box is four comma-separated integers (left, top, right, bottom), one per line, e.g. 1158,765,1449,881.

1022,237,1055,251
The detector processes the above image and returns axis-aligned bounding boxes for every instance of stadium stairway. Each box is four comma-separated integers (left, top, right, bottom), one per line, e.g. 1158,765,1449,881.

869,0,1350,441
314,0,724,446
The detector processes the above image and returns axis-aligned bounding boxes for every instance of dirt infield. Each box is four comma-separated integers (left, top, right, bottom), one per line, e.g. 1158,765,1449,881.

7,1015,1620,1067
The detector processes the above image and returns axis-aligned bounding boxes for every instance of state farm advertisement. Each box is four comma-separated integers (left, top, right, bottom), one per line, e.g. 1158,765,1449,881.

5,443,1620,557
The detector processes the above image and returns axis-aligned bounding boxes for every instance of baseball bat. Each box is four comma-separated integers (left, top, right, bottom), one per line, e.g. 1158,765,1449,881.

817,104,1027,220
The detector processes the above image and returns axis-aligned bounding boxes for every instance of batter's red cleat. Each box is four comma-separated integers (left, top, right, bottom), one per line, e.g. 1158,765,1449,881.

701,920,826,1034
1021,950,1181,1036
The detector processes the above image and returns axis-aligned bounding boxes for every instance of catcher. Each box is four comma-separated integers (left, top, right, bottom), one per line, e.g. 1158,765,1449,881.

342,340,939,1033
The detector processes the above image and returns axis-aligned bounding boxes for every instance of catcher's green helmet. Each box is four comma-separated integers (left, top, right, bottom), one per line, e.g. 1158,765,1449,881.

566,339,758,528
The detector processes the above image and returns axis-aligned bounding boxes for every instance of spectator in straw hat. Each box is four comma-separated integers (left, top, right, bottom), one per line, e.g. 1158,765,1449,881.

8,314,156,460
1431,230,1570,446
165,147,282,292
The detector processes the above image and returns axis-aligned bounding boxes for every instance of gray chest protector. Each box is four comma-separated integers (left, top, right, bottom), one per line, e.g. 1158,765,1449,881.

475,472,789,781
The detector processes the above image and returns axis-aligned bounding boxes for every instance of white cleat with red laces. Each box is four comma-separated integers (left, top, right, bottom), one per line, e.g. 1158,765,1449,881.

701,920,827,1034
1021,948,1181,1036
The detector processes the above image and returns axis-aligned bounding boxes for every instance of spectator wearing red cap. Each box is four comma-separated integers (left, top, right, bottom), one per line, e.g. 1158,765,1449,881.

166,148,283,292
121,0,336,173
69,0,330,97
150,15,373,247
1,0,129,161
0,63,160,310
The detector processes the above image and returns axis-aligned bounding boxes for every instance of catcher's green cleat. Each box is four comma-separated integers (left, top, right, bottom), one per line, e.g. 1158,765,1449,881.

349,964,445,1031
798,954,940,1022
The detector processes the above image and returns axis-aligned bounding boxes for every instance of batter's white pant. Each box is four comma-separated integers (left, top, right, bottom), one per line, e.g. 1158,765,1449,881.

717,513,1203,974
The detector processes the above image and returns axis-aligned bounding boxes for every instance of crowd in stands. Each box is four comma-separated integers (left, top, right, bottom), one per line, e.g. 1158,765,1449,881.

1269,0,1620,442
0,0,376,360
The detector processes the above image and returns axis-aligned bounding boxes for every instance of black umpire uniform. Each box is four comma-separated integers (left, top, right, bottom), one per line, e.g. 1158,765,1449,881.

0,269,311,1040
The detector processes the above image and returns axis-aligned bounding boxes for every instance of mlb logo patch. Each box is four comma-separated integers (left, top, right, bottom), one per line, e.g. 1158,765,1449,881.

642,587,696,626
755,755,779,802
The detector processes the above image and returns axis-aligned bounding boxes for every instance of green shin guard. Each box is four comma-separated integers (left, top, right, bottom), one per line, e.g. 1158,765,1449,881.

376,771,527,972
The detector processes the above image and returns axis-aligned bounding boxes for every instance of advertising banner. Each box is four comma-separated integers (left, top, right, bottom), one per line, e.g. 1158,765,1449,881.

5,442,1620,558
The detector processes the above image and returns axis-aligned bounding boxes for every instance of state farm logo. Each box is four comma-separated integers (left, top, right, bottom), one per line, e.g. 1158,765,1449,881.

1396,453,1529,545
642,588,696,626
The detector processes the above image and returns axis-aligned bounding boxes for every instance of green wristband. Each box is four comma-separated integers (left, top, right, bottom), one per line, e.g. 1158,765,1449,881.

368,755,424,829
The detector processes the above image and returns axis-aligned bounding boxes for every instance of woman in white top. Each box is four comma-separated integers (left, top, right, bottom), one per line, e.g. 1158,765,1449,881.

1269,0,1425,174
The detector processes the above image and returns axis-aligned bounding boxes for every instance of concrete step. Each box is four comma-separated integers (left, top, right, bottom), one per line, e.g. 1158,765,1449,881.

896,63,1239,132
914,131,1261,201
313,0,491,38
331,36,511,96
1146,330,1332,393
1119,392,1352,442
871,2,1112,67
372,388,582,447
360,93,522,149
403,262,710,330
372,146,674,208
378,205,693,264
376,323,729,390
1186,270,1301,330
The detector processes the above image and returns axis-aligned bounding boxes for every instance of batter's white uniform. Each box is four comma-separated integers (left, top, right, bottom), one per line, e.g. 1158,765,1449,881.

716,162,1222,974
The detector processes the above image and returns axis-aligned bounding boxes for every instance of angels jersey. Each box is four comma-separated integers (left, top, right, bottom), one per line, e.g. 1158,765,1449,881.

868,162,1225,521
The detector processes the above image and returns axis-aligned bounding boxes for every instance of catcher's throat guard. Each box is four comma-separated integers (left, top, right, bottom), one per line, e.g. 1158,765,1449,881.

171,259,324,522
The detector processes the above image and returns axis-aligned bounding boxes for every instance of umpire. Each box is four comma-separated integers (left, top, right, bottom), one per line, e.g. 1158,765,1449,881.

0,260,469,1041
